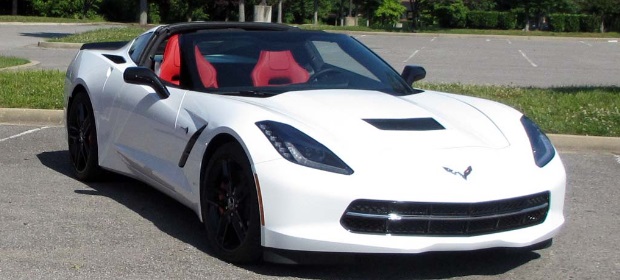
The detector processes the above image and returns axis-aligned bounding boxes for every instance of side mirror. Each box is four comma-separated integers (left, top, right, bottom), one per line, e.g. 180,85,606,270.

401,65,426,85
123,67,170,99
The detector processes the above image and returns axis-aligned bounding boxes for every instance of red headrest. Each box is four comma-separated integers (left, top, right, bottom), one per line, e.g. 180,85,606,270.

194,46,218,88
251,50,309,86
159,34,181,85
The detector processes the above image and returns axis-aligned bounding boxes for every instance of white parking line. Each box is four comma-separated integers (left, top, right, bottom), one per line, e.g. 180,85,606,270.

430,37,437,42
615,155,620,165
0,126,49,142
403,49,420,63
506,39,512,45
518,50,538,67
579,41,593,47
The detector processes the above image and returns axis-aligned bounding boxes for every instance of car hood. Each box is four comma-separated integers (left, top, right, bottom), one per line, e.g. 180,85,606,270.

247,89,510,151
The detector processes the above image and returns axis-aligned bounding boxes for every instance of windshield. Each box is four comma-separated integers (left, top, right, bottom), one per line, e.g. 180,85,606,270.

179,31,414,96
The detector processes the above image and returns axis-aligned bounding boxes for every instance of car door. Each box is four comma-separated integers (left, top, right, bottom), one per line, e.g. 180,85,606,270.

102,33,196,194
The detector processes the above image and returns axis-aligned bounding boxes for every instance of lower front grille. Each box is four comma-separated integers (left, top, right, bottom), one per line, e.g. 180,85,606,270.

340,191,550,236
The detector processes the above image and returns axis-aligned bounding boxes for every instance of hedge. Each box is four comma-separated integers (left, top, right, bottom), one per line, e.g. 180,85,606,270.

467,11,498,29
497,12,517,30
580,15,599,32
549,14,565,32
434,1,468,28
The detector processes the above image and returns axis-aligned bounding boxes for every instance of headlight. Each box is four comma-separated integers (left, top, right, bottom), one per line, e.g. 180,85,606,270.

256,121,354,175
521,116,555,167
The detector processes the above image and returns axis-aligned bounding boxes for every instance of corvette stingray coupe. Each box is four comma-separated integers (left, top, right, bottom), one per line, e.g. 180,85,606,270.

64,22,566,264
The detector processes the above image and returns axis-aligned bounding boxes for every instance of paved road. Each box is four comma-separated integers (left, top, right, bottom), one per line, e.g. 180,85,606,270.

1,24,619,87
355,33,620,87
0,23,120,69
1,124,619,279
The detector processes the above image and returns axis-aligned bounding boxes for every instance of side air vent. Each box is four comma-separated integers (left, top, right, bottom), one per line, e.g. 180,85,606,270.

103,54,126,64
80,41,128,50
364,118,445,131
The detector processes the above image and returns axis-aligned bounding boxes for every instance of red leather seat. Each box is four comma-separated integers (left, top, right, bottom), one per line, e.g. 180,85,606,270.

159,34,181,85
251,50,309,86
194,46,218,88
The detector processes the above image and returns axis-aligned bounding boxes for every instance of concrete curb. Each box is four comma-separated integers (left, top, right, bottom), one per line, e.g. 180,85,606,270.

0,60,40,71
0,108,63,126
38,41,83,49
0,108,617,153
548,134,619,154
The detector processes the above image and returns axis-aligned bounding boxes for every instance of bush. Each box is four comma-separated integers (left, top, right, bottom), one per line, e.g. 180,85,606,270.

32,0,103,19
564,14,580,32
434,0,468,28
549,14,565,32
497,12,517,30
467,11,498,29
610,16,620,32
580,15,599,32
148,3,160,24
100,0,136,22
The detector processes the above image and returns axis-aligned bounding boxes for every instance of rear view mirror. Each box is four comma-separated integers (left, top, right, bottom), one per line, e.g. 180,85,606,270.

401,65,426,85
123,67,170,99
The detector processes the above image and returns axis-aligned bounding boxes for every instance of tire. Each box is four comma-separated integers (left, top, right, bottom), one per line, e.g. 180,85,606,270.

201,142,262,264
67,92,101,181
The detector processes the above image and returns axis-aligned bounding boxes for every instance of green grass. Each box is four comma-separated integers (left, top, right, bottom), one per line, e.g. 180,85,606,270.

0,15,104,23
1,70,618,137
418,83,620,137
48,26,149,43
0,70,65,109
416,28,620,38
0,56,30,69
300,24,620,38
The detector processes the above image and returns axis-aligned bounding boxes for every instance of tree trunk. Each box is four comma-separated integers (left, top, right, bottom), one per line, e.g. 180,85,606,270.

12,0,17,15
239,0,245,22
600,14,605,33
348,0,352,17
278,0,283,23
313,0,318,25
139,0,148,25
524,17,530,32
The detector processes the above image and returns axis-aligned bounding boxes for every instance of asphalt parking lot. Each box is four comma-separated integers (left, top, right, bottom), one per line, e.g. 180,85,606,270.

1,124,619,279
1,23,618,87
0,24,619,278
354,33,620,87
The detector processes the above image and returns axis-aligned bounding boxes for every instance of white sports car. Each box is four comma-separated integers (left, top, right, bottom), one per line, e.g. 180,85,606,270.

64,22,566,264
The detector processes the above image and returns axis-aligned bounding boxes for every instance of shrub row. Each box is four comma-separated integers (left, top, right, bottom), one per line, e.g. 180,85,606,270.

466,11,516,30
549,14,600,32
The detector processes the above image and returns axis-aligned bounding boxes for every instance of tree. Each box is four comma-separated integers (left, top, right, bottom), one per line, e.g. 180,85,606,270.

12,0,17,15
578,0,620,32
314,0,318,25
139,0,147,25
375,0,406,25
277,0,283,23
239,0,245,22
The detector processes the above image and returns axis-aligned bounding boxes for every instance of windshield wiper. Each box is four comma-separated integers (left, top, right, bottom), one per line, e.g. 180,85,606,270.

211,90,279,97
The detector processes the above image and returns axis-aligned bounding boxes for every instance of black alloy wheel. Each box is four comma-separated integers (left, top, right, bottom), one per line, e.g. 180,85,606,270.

202,142,262,264
67,92,101,181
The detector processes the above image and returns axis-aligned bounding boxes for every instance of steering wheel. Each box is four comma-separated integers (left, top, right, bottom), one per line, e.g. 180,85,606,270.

308,68,344,83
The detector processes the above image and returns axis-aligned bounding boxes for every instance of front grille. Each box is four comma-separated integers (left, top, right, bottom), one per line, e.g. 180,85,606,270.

340,191,550,236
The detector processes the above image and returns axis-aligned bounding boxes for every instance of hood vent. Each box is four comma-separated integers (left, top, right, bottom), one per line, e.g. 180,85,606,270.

364,118,445,131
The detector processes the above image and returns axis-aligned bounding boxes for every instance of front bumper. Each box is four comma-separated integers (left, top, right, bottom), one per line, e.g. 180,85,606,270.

254,151,566,254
